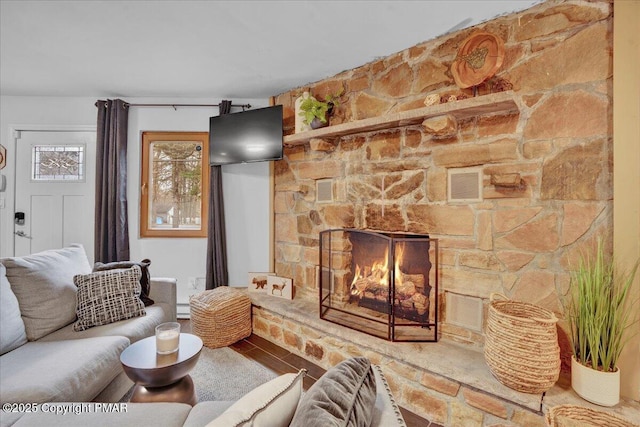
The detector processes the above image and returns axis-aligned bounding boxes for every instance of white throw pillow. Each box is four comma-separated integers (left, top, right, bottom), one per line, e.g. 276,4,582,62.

0,263,28,354
2,244,91,340
206,369,306,427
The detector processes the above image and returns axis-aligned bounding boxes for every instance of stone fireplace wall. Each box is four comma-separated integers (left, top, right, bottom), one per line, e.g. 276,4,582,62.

271,0,612,367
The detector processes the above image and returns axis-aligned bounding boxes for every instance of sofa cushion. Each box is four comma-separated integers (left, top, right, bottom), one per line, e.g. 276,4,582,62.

290,357,377,427
6,402,192,427
0,263,28,355
205,369,306,427
93,259,155,306
182,401,235,427
2,244,91,340
0,336,129,403
73,266,146,331
39,303,171,344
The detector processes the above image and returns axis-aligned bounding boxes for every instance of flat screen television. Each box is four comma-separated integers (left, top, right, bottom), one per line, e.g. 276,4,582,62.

209,105,283,165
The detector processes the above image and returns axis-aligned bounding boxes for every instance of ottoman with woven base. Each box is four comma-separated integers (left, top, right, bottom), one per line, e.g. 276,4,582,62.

189,287,252,348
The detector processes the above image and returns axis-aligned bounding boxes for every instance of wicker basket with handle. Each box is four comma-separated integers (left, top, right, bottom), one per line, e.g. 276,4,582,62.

484,293,560,393
545,404,638,427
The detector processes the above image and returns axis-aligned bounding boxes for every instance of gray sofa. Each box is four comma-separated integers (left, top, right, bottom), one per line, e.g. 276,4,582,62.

0,245,176,410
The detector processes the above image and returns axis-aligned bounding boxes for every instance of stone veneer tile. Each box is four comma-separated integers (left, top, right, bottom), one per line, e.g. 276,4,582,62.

268,324,282,341
450,400,484,427
524,91,609,140
495,213,559,252
304,341,324,360
561,202,604,246
420,371,461,397
402,385,448,425
283,330,302,350
510,22,611,93
387,360,419,382
431,139,519,168
462,387,509,419
511,410,547,427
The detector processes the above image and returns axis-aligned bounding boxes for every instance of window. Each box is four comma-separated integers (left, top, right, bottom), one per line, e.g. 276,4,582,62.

31,145,85,181
140,132,209,237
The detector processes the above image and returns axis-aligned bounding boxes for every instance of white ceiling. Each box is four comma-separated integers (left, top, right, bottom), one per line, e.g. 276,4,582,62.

0,0,540,99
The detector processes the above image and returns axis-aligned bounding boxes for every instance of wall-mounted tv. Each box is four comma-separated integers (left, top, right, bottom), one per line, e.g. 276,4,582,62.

209,105,283,165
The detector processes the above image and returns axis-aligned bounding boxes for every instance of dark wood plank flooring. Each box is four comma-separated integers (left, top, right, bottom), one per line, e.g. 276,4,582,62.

179,320,438,426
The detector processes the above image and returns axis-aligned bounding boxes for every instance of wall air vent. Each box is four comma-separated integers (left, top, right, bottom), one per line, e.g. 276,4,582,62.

316,179,333,203
448,167,482,202
446,292,483,332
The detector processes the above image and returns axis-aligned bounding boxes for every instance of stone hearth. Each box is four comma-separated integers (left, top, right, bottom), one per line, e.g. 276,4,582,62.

249,291,640,426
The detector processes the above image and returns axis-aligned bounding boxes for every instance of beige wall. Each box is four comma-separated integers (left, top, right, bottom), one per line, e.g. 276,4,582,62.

613,0,640,402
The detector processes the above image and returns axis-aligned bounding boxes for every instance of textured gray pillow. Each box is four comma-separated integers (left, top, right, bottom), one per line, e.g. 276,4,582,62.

0,263,28,354
73,266,146,331
290,357,377,427
2,244,92,340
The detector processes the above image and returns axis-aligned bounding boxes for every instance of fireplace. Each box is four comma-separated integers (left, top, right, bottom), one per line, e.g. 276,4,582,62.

319,229,438,342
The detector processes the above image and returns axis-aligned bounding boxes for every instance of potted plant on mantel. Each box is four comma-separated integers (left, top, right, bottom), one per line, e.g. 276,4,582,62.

299,90,342,130
564,238,639,407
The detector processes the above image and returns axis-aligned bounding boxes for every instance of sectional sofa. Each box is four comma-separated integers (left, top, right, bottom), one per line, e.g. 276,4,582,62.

1,245,406,427
0,245,176,422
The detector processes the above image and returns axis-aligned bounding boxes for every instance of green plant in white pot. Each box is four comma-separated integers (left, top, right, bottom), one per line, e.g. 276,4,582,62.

564,239,638,406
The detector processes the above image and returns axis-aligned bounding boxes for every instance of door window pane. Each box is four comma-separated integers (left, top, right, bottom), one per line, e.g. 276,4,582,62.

32,145,85,181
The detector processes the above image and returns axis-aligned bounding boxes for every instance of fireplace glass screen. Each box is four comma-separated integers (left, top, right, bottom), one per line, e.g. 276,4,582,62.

319,229,438,342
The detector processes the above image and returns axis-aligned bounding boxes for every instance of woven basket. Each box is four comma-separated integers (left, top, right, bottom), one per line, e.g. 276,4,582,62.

189,287,252,349
484,293,560,393
546,404,638,427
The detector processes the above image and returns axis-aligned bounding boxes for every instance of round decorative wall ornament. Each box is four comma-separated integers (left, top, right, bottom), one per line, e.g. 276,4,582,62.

0,144,6,169
451,32,505,89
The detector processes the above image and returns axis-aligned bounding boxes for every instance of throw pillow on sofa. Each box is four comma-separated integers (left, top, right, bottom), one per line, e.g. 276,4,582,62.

1,244,92,340
93,258,154,306
290,357,377,427
73,265,146,331
0,263,28,354
206,368,306,427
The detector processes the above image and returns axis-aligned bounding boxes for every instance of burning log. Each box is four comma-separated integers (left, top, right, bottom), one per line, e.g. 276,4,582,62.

411,292,428,315
397,272,425,293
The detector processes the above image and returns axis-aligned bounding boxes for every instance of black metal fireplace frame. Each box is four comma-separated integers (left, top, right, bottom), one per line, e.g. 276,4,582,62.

319,229,438,342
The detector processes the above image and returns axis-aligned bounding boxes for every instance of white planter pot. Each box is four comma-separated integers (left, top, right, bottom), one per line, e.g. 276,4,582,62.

571,355,620,407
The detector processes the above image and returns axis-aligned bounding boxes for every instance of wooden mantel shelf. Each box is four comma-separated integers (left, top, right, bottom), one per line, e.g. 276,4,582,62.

283,90,519,146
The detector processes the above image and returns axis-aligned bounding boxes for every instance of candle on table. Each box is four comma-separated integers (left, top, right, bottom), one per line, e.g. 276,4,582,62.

156,322,180,354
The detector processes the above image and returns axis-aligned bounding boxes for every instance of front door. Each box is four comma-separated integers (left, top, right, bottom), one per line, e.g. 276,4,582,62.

14,130,96,262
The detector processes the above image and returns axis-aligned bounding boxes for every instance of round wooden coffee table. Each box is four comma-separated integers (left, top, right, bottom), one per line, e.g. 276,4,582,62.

120,333,203,405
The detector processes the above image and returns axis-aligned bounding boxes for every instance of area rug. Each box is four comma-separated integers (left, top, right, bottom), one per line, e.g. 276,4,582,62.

121,346,278,402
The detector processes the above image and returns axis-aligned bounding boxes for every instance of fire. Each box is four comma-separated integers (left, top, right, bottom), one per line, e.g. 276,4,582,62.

394,243,405,284
350,245,408,297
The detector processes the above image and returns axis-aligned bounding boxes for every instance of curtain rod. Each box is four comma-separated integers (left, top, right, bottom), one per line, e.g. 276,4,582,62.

94,101,251,110
124,103,251,110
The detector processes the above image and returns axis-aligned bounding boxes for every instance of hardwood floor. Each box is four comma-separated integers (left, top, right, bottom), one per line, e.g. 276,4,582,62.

179,320,438,426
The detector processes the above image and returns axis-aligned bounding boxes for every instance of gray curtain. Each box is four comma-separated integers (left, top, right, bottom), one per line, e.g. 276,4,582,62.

205,100,231,289
95,99,130,262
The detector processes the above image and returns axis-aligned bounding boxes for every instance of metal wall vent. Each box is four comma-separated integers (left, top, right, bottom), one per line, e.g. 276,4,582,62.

316,179,333,203
448,168,482,202
446,292,483,332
